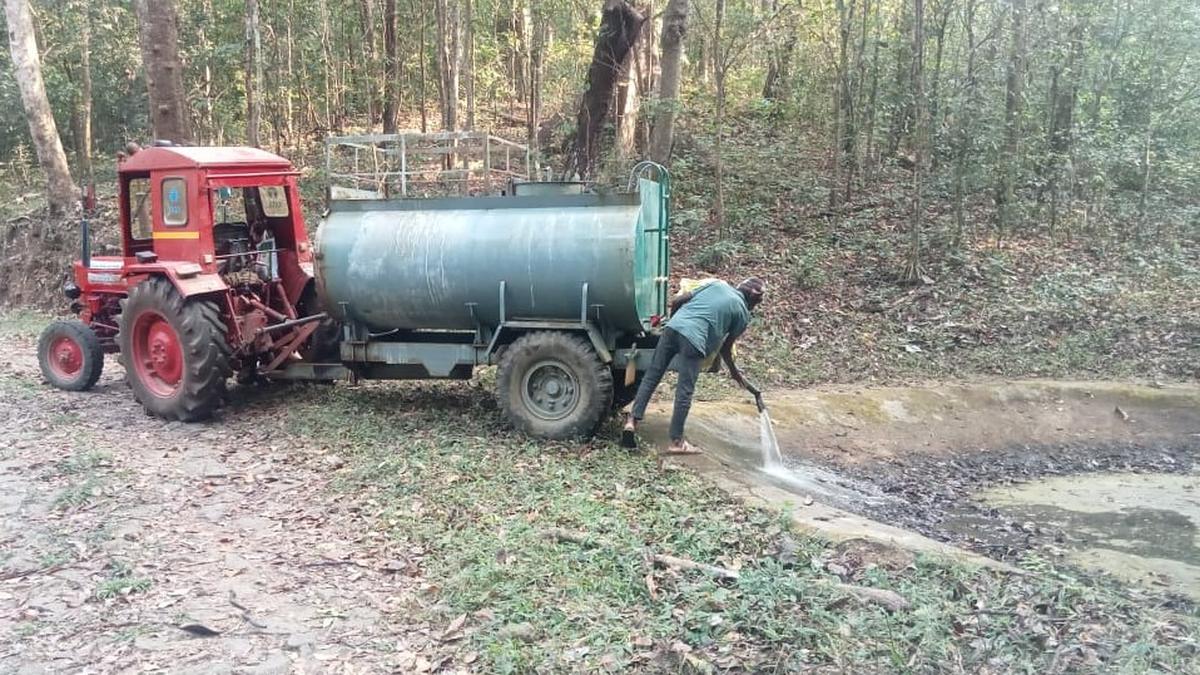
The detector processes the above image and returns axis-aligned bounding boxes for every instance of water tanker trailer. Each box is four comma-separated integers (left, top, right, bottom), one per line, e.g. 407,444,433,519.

38,137,670,440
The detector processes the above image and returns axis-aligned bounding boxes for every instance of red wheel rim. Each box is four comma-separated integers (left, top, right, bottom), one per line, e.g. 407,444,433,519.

131,311,183,398
48,335,84,381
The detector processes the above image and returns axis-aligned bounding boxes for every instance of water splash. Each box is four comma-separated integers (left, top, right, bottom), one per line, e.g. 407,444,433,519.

759,407,784,469
753,403,889,509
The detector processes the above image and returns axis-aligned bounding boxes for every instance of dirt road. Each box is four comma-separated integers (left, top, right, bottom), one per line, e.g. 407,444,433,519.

0,334,433,673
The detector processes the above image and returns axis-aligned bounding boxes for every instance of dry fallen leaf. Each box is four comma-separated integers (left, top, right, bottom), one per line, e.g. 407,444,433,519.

441,613,468,641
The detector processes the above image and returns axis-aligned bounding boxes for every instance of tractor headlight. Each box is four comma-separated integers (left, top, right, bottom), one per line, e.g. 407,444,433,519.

63,281,81,300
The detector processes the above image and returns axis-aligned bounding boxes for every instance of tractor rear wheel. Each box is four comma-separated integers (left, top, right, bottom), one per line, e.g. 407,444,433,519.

497,331,613,440
118,277,231,422
38,320,104,391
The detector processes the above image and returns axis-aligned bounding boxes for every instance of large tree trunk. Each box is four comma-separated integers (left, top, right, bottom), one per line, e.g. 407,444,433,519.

244,0,263,147
134,0,192,144
648,0,687,165
4,0,75,216
566,0,646,180
382,0,400,134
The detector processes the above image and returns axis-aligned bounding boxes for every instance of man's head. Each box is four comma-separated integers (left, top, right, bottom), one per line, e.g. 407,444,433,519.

736,276,766,310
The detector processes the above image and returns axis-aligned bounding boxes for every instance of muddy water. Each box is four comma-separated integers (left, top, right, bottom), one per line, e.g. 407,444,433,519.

979,472,1200,599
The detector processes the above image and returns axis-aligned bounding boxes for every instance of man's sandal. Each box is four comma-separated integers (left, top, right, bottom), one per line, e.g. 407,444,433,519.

662,440,702,455
621,420,638,449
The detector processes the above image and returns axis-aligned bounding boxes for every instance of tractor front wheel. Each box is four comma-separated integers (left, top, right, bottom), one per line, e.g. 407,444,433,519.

38,320,104,391
118,278,231,422
497,331,613,440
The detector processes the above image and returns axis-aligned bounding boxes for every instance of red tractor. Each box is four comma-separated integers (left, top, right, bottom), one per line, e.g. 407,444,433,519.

38,143,328,421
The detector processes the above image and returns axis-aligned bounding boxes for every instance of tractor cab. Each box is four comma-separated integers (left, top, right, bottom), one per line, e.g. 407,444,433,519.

113,144,314,297
42,143,327,422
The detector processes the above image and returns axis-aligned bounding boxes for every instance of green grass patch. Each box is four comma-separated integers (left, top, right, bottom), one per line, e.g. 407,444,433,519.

95,560,152,600
0,309,51,338
285,383,1200,672
52,476,102,510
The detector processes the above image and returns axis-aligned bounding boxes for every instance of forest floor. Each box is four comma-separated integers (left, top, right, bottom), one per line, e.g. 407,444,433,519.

2,312,1198,673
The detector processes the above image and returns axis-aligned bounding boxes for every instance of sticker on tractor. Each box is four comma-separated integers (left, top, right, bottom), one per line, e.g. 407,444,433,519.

87,272,121,285
259,186,289,218
163,178,188,225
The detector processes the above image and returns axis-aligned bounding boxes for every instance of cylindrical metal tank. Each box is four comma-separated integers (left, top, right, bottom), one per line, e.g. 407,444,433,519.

316,188,666,335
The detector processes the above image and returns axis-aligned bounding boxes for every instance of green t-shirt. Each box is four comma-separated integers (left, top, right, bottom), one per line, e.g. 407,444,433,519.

666,280,751,356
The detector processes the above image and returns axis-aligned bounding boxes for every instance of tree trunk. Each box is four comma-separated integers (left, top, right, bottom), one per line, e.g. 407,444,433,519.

4,0,75,216
360,0,379,126
319,0,335,132
904,0,926,284
434,0,460,130
383,0,400,133
615,39,641,161
285,0,297,150
526,3,544,162
418,0,429,132
885,3,912,158
134,0,192,144
995,0,1026,242
464,0,475,129
565,0,646,180
648,0,688,165
831,0,853,210
712,0,726,232
245,0,263,147
952,0,979,244
78,2,93,187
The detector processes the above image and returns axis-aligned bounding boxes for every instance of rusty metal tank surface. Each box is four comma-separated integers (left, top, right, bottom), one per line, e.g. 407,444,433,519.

315,181,667,335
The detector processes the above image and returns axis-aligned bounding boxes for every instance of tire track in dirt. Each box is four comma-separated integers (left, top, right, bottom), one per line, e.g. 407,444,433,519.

0,335,427,673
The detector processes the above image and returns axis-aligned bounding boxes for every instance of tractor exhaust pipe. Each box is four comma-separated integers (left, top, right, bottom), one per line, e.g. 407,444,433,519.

80,183,95,269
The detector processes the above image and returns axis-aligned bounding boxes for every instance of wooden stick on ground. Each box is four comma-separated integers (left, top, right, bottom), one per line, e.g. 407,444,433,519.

649,552,740,580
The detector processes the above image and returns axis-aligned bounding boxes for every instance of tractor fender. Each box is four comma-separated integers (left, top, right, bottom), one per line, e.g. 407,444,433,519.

124,262,228,299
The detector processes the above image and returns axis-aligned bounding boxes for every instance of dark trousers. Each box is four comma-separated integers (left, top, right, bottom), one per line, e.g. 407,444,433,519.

631,328,704,442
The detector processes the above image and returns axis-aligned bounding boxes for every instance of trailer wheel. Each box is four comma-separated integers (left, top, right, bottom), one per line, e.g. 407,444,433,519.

497,332,613,440
118,277,231,422
38,320,104,391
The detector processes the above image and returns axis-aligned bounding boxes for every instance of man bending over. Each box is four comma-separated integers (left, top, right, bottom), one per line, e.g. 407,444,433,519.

622,277,766,453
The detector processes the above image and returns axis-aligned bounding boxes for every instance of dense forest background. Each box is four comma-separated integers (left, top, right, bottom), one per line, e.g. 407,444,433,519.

2,0,1199,384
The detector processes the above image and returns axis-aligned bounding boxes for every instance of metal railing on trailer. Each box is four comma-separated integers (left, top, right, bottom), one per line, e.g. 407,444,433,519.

324,131,539,200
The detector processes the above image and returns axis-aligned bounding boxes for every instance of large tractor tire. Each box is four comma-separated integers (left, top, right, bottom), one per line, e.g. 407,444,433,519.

38,320,104,391
497,331,613,440
118,277,231,422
